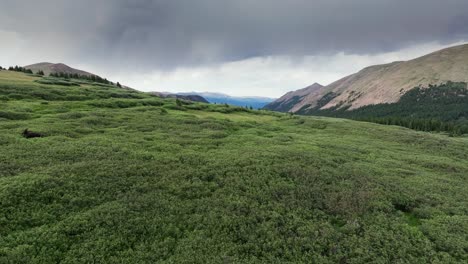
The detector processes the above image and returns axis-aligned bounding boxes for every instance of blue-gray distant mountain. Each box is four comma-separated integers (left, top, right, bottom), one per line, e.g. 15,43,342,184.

177,92,276,109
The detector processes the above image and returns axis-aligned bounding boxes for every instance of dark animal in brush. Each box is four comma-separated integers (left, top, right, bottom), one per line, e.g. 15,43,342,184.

22,129,43,138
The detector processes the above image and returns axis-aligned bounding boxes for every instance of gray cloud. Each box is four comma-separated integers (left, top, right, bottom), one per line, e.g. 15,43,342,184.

0,0,467,71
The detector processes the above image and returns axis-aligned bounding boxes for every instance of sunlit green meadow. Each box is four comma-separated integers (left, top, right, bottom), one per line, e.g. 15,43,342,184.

0,70,467,263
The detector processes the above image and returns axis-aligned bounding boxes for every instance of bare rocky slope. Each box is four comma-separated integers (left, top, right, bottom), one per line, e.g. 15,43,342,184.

269,43,468,112
25,62,96,77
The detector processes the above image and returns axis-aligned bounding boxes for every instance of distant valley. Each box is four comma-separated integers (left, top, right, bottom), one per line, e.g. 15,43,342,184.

15,63,275,107
177,92,276,109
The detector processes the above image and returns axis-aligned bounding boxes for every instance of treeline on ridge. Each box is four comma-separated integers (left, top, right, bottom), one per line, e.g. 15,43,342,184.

49,72,120,87
6,66,34,74
3,65,121,87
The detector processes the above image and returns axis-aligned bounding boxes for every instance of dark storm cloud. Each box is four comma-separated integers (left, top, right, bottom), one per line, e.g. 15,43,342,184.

1,0,467,70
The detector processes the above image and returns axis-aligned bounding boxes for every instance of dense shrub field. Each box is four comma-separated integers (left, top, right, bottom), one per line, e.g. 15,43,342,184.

0,71,467,263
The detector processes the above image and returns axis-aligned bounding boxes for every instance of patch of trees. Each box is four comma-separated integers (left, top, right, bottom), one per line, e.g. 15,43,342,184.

306,82,468,135
359,117,466,135
315,92,339,109
49,72,114,85
8,66,33,74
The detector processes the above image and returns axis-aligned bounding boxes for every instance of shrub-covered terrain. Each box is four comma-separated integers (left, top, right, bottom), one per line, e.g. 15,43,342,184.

0,71,467,263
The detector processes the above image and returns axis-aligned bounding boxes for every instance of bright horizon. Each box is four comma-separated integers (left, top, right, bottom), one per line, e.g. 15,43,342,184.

13,41,466,98
102,41,466,97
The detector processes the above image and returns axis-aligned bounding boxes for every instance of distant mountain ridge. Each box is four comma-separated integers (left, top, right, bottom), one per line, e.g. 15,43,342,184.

177,92,276,109
149,92,209,103
268,43,468,113
263,83,323,112
25,62,97,77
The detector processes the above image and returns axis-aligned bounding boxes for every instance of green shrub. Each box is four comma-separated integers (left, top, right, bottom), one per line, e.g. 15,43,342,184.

35,78,80,86
0,111,30,120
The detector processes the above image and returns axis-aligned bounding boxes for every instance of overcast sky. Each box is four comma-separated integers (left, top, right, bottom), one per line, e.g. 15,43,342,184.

1,0,467,97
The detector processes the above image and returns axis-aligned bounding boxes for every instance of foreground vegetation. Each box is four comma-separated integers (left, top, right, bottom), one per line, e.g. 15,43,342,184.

0,71,467,263
301,82,468,135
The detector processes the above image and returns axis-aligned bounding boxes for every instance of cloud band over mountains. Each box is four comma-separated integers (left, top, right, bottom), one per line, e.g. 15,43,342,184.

1,0,467,70
1,1,467,96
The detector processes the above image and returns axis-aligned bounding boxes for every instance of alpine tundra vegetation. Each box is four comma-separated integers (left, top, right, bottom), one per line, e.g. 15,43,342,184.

0,70,467,263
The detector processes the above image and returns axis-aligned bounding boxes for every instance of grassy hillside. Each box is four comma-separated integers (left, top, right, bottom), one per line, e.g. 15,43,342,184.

0,70,467,263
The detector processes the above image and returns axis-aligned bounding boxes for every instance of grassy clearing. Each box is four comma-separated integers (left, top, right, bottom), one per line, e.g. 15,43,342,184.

0,70,467,263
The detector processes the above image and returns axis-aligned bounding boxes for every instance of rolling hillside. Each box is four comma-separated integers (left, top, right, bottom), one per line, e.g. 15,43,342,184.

0,70,467,262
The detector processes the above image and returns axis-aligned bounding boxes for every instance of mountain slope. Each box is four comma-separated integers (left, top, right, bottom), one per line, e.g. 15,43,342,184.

263,83,323,112
25,62,96,77
278,44,468,113
178,92,276,109
303,82,468,135
0,70,467,262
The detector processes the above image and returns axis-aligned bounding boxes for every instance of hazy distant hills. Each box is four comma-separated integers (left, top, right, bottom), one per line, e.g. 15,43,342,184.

268,43,468,113
25,62,96,77
23,63,273,107
177,92,276,109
